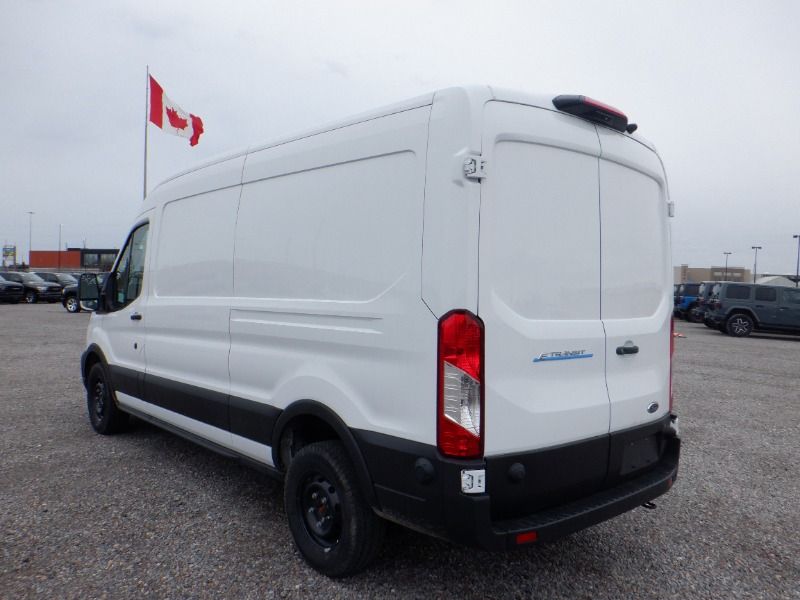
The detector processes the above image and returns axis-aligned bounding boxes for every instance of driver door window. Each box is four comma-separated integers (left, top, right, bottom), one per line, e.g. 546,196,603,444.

112,223,149,310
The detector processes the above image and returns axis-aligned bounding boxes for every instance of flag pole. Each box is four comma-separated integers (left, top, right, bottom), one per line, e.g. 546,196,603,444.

143,65,149,201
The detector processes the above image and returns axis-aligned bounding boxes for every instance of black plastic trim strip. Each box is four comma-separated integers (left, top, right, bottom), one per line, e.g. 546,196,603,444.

106,365,281,446
120,403,282,480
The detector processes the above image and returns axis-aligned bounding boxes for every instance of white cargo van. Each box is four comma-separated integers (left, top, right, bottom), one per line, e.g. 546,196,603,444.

80,86,680,577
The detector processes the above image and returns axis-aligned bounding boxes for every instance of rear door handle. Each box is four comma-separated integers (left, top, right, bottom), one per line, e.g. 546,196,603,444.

130,313,142,321
616,344,639,356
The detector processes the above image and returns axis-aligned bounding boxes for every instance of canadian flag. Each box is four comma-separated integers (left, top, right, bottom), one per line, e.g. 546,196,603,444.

148,75,204,146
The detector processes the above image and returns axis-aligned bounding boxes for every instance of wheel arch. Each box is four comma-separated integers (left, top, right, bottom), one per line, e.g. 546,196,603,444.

81,344,110,389
272,400,378,508
726,307,759,325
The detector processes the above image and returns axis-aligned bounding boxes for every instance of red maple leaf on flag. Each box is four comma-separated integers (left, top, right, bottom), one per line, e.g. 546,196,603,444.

166,107,188,130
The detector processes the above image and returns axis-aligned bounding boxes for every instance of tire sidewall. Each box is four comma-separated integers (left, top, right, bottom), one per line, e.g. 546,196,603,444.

284,443,368,577
86,363,119,433
25,290,37,304
727,314,753,337
66,296,80,312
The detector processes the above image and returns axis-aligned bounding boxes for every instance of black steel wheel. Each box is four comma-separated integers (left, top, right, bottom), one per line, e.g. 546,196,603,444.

284,440,385,577
726,313,754,337
24,290,37,304
86,363,129,434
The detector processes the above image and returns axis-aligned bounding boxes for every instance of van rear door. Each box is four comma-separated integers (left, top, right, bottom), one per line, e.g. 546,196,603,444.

596,129,672,433
478,101,608,456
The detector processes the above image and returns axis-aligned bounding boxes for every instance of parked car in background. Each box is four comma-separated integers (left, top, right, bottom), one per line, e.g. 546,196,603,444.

705,282,800,337
673,282,700,320
62,273,107,313
689,281,719,324
34,272,79,287
0,272,62,303
0,274,25,303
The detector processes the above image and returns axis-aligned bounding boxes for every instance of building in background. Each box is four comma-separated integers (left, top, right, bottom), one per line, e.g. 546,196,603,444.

28,248,118,271
674,264,750,283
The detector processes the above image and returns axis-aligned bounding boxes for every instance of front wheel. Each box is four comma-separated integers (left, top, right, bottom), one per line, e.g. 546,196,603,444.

24,290,37,304
284,441,385,577
65,296,80,313
726,314,754,337
86,363,129,434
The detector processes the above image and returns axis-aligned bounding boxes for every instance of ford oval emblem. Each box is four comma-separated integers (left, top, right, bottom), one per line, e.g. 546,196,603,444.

647,402,659,414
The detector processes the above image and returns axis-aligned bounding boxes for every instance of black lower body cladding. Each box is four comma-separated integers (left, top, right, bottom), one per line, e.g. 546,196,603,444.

353,415,680,550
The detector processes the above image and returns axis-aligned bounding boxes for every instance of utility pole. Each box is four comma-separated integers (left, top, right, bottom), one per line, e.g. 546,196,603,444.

751,246,762,283
723,252,731,281
793,234,800,287
58,224,63,271
27,211,34,267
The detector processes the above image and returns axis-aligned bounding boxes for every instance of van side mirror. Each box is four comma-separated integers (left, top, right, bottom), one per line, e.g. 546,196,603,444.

79,273,101,312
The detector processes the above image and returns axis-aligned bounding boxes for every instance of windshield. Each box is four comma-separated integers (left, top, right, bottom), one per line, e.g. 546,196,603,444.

57,274,77,284
681,284,700,295
22,273,45,283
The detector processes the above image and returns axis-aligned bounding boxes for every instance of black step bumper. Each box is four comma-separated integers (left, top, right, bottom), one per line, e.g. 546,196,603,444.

353,415,680,550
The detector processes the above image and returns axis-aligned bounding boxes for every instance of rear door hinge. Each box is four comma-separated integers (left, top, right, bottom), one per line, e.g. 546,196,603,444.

463,155,487,180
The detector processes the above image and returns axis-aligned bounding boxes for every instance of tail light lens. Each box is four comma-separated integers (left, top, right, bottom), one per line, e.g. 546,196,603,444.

669,317,675,413
438,310,484,459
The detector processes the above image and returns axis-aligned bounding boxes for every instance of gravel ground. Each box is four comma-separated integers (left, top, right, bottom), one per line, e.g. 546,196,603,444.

1,304,798,599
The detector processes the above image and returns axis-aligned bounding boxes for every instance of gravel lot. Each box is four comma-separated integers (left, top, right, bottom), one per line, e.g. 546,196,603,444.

1,304,798,599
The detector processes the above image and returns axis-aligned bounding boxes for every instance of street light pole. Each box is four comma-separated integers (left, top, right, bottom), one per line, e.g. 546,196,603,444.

723,251,731,280
793,234,800,288
58,224,63,271
27,211,34,267
751,246,762,283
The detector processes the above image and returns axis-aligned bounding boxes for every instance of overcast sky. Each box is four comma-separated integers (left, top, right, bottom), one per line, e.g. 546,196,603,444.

1,0,798,274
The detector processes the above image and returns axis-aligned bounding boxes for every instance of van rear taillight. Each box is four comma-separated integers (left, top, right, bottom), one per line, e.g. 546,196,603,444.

552,95,633,133
438,310,484,459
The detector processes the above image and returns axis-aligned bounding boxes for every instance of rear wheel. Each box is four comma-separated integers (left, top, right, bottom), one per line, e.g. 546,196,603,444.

726,314,754,337
86,363,129,434
284,440,385,577
65,296,80,313
24,290,37,304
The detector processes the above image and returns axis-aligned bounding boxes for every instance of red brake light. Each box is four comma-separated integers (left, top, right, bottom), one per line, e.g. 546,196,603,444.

516,531,538,545
552,95,631,133
437,310,484,459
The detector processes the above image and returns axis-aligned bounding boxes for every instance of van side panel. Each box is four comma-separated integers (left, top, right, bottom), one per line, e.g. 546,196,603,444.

420,86,491,317
142,167,242,444
230,106,437,446
597,128,672,433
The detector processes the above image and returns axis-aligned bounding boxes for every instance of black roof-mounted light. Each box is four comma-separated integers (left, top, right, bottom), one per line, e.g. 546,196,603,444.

552,95,637,134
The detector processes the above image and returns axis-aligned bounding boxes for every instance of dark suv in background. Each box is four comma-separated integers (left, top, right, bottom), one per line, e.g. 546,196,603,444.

674,282,701,320
705,283,800,337
0,272,63,303
690,281,720,325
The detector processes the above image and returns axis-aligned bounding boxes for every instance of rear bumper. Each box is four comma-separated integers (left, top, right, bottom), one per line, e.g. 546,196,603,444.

354,415,680,550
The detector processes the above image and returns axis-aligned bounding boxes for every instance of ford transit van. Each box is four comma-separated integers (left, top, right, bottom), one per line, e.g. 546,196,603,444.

80,86,680,577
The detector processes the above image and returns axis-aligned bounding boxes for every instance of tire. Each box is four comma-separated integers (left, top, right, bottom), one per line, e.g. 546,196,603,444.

726,313,754,337
65,295,80,313
284,440,385,577
687,305,702,323
24,290,37,304
86,363,129,434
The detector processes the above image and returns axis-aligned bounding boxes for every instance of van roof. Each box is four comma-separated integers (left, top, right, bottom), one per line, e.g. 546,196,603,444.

147,85,656,203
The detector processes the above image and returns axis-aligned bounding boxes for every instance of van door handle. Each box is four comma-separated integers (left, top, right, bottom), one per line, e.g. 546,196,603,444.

616,344,639,356
130,313,143,321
